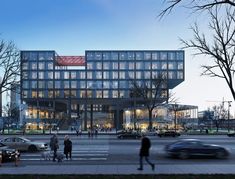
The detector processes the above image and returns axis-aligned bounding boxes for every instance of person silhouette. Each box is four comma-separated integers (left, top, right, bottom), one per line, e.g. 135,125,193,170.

137,135,155,171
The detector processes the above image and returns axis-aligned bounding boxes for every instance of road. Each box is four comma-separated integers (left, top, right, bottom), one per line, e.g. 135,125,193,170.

2,134,235,166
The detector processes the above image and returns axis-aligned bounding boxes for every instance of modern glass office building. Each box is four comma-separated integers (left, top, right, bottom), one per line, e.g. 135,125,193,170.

20,50,184,130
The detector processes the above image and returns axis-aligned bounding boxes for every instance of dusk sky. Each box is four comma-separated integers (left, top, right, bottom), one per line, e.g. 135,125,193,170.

0,0,233,114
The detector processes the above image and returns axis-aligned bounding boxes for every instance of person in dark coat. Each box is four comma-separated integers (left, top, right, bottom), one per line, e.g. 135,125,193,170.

138,135,155,171
64,135,72,160
50,134,59,162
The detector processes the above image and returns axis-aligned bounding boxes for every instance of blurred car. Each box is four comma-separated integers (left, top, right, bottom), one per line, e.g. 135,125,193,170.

117,132,142,139
165,139,230,159
158,131,180,137
227,132,235,137
0,136,48,152
0,142,20,162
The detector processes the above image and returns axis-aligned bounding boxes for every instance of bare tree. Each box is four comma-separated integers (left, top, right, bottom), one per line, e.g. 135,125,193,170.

180,8,235,101
160,0,235,18
212,103,227,132
0,38,20,94
130,73,170,130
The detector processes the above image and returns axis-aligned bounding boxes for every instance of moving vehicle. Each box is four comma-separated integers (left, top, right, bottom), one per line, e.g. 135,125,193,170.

165,139,230,159
158,131,180,137
117,132,142,139
0,136,48,152
0,142,20,162
227,132,235,137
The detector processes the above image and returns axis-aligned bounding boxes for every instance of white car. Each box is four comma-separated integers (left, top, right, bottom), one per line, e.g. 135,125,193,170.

0,136,48,152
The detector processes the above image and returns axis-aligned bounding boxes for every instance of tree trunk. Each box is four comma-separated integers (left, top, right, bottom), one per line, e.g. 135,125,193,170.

148,109,152,130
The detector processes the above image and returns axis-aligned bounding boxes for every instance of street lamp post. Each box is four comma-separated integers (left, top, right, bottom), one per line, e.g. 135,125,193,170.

227,101,232,132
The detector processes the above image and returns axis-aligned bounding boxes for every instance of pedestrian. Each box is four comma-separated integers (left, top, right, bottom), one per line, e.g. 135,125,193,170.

64,135,72,160
137,135,155,171
50,133,59,162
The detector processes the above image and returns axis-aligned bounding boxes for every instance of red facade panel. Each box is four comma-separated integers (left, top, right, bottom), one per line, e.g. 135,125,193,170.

56,56,85,66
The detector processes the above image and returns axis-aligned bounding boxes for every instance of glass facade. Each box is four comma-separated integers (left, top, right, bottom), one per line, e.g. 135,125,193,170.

21,50,184,130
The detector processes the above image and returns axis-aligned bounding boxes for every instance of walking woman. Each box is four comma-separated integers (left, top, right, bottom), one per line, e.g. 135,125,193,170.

64,135,72,160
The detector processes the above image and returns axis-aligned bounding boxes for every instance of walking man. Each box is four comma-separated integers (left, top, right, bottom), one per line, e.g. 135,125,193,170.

64,135,72,160
138,135,155,171
50,134,59,162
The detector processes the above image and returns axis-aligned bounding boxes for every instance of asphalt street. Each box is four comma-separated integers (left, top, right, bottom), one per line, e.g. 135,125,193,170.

1,134,235,166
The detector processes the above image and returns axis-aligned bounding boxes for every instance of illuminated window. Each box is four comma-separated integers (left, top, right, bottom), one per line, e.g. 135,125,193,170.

87,90,92,98
32,91,37,98
80,90,86,98
38,91,44,98
64,90,70,98
54,90,60,97
71,90,76,97
48,90,54,98
96,90,102,98
112,90,118,98
103,90,109,98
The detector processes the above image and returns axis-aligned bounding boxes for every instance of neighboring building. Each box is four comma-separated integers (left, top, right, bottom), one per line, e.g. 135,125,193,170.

9,84,22,124
20,50,185,130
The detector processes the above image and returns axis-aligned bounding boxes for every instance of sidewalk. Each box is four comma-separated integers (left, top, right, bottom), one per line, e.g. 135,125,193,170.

1,164,235,175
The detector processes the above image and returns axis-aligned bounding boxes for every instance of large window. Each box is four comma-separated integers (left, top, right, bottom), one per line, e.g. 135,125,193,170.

55,72,60,79
55,81,61,88
38,62,45,70
71,81,77,88
31,81,37,89
71,72,76,79
38,72,44,79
